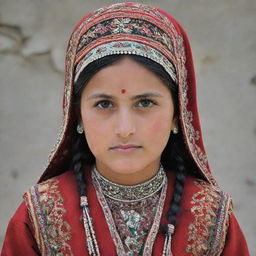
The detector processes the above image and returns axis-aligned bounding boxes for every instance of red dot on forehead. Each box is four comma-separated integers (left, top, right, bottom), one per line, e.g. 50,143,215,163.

121,89,126,94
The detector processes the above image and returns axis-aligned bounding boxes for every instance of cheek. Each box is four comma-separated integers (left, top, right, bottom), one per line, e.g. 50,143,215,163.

146,111,172,134
80,111,111,154
152,120,171,139
81,109,106,133
142,113,172,145
83,127,105,158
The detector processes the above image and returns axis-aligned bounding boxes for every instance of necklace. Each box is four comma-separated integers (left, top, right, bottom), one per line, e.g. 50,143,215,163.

80,164,174,256
92,164,166,202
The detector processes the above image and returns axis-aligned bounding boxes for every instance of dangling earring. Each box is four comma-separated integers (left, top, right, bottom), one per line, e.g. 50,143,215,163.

77,124,84,134
173,127,178,134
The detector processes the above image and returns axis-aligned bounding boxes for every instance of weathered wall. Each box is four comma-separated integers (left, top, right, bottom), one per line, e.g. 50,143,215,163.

1,0,255,253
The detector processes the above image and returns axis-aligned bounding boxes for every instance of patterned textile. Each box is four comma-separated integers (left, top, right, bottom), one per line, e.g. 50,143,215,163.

93,164,166,202
186,181,232,255
105,191,160,255
23,177,73,255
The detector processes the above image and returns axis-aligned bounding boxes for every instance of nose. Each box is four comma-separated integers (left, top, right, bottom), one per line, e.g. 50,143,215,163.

114,108,136,138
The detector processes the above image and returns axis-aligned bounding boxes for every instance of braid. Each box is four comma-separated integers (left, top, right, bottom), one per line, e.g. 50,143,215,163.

161,130,196,235
160,158,186,235
71,134,100,255
71,134,87,197
167,155,186,226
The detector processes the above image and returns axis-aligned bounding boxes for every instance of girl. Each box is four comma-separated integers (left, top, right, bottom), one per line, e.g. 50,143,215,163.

1,2,249,255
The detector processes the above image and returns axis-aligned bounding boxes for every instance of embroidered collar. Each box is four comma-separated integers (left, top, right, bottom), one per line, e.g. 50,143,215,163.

92,164,166,202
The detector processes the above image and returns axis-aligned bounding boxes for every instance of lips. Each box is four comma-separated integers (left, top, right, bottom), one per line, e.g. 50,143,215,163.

110,144,142,150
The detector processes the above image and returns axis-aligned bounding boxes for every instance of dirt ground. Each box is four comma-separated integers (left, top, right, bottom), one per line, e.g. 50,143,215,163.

1,0,255,254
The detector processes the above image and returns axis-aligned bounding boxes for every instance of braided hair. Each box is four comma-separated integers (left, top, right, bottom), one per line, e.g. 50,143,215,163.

72,54,200,236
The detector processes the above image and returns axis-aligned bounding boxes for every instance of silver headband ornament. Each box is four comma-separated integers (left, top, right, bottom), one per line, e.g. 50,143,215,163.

74,41,177,84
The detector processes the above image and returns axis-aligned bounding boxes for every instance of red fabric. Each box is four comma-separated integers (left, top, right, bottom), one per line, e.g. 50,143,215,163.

1,170,250,255
1,203,39,256
221,214,250,256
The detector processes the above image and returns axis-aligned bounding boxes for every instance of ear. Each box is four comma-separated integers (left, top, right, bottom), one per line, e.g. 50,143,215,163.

171,117,178,130
74,107,82,126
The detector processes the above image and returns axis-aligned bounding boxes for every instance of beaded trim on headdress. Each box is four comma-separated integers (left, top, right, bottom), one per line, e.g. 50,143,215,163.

74,41,177,84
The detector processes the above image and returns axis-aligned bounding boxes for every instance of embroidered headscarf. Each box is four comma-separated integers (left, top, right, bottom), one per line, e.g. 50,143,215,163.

39,2,217,186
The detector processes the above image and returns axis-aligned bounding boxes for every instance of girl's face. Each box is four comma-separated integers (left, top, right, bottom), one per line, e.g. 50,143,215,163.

80,56,176,184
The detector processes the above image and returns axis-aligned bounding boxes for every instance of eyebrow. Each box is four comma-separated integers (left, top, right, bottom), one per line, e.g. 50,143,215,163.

87,92,163,100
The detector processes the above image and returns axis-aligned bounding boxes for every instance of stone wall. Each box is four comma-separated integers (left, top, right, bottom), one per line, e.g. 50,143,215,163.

1,0,255,253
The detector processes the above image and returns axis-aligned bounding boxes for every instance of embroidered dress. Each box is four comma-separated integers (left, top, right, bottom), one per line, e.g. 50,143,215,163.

1,169,249,255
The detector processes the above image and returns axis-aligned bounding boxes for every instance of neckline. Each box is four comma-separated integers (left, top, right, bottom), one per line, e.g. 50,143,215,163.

92,164,166,202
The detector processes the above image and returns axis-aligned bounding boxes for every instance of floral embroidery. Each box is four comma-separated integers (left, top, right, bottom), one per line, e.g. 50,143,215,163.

106,192,160,255
186,181,232,256
76,18,174,58
24,178,73,256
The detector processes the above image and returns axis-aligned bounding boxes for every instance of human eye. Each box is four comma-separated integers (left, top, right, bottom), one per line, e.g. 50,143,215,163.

136,98,157,108
94,100,114,109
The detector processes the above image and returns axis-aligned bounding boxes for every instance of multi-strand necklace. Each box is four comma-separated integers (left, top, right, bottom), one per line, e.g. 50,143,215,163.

93,164,166,202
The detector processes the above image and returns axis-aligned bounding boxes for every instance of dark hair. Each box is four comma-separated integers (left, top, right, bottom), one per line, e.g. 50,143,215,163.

71,54,199,236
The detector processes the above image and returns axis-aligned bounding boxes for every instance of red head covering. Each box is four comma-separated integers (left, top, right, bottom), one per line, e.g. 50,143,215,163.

39,2,217,186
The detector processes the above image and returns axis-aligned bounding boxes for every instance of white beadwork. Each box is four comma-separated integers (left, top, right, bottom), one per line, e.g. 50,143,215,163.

81,196,100,256
74,41,177,84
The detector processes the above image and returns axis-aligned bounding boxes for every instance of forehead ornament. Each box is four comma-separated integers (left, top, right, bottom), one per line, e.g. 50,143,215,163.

74,41,177,85
121,89,126,94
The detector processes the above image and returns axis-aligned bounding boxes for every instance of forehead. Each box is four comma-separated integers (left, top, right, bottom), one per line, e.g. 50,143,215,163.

81,56,170,95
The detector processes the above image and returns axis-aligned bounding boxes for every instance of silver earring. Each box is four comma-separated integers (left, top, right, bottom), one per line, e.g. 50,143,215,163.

173,127,178,134
77,124,84,134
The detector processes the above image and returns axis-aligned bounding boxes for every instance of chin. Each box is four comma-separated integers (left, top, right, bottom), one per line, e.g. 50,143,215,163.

107,160,146,175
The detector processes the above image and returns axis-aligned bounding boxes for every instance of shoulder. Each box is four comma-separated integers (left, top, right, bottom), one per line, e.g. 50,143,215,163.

1,201,41,255
165,171,233,214
35,169,75,188
4,201,31,229
184,176,233,255
22,170,77,255
23,170,77,215
23,170,77,232
24,170,75,198
185,176,232,207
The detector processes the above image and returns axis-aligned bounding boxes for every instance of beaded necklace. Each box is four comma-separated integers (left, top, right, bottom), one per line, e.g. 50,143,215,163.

93,164,166,202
